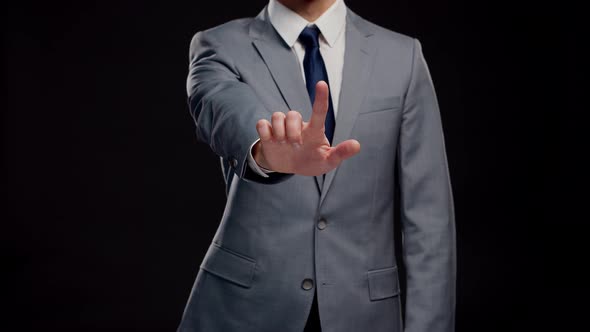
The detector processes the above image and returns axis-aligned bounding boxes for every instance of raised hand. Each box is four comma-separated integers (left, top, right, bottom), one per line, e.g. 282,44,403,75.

253,81,361,176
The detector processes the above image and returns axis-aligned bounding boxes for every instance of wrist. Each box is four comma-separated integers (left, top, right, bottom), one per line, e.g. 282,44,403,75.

253,141,271,170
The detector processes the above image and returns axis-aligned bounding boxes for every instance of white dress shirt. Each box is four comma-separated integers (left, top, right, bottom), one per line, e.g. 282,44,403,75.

247,0,347,177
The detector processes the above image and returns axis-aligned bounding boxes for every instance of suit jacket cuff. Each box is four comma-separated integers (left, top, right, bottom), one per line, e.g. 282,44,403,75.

247,138,277,178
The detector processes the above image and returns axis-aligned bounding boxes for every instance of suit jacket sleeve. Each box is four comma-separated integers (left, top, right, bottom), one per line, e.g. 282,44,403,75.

187,30,293,184
398,38,456,332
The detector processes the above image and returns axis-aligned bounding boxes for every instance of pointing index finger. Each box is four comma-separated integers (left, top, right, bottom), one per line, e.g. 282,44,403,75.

308,81,329,132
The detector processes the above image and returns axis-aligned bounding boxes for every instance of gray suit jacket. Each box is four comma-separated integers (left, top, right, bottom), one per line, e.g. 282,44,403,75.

178,4,455,332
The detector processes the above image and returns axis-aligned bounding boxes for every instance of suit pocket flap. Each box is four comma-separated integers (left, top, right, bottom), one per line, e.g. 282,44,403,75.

200,243,256,288
360,96,401,114
367,266,400,301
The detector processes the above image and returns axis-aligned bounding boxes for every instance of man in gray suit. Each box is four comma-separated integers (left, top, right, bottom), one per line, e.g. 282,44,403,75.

178,0,456,331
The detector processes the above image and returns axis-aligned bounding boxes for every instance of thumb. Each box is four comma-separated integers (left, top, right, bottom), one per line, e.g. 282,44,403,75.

326,139,361,167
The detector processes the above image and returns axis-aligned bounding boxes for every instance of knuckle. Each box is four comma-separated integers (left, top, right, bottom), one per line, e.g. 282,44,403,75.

286,131,299,142
272,112,285,120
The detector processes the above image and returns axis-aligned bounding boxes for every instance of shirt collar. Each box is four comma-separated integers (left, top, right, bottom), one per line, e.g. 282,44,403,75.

267,0,346,48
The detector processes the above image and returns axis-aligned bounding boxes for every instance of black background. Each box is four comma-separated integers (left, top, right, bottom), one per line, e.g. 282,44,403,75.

2,0,572,331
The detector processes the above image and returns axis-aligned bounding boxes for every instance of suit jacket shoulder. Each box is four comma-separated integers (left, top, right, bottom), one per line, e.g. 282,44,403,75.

347,10,415,48
188,17,254,58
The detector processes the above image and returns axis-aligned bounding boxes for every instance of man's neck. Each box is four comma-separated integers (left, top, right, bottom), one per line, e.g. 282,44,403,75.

276,0,337,22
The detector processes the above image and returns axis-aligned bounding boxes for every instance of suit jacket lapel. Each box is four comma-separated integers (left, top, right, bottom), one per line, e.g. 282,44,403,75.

319,10,375,207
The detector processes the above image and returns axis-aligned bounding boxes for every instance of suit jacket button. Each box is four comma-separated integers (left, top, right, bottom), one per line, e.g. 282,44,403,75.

317,218,327,230
231,158,238,168
301,278,314,290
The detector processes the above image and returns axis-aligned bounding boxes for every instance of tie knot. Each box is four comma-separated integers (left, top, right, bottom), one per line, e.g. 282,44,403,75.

298,25,321,49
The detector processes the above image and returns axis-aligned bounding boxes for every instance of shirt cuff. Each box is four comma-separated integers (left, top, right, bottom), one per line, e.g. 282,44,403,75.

247,138,276,178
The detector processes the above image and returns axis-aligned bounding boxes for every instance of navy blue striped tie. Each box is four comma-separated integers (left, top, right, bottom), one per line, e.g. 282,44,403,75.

299,25,335,145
